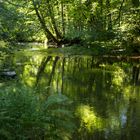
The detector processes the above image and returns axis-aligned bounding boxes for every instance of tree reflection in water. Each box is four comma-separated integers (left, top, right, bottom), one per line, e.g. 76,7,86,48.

1,52,140,140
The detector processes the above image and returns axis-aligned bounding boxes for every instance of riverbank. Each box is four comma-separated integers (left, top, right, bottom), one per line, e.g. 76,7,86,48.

0,40,140,58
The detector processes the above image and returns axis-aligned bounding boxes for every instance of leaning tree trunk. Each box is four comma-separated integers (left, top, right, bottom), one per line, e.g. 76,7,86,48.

32,0,60,45
47,1,62,39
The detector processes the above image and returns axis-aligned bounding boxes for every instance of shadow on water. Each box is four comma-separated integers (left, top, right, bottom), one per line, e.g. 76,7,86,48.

0,48,140,140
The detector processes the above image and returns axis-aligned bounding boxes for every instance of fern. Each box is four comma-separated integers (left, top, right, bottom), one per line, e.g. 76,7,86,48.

0,86,75,140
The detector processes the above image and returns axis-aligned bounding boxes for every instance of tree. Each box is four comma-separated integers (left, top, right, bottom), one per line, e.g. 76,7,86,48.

0,0,139,48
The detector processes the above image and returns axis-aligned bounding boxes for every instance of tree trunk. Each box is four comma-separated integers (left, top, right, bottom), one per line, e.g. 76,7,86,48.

61,58,65,94
61,0,65,36
98,0,104,30
32,0,59,44
48,56,59,86
106,0,112,30
47,1,62,39
36,56,52,87
116,0,125,26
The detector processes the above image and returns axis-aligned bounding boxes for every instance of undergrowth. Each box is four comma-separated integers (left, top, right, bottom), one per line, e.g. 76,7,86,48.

0,85,75,140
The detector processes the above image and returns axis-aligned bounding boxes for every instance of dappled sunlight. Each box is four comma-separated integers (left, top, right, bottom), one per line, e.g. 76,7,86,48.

120,23,130,32
112,66,125,87
0,0,140,138
91,2,99,12
101,64,126,87
1,50,140,139
30,55,44,66
22,64,37,87
123,86,133,100
123,85,140,101
75,105,104,132
21,56,44,86
25,77,36,87
44,65,52,72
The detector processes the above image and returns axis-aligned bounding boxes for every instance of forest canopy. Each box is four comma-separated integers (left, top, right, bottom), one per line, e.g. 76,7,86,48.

0,0,139,49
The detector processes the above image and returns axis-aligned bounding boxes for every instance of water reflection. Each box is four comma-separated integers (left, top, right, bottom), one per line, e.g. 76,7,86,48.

1,51,140,140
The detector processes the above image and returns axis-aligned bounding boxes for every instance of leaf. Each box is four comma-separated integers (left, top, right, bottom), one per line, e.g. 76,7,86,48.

45,94,69,108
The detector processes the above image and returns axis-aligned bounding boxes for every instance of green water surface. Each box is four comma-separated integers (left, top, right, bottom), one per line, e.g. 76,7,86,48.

0,46,140,140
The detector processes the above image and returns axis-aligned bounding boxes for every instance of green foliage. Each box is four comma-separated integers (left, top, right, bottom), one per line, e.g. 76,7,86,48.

0,40,10,52
0,40,7,47
0,0,140,53
0,1,43,42
120,7,140,53
0,85,75,140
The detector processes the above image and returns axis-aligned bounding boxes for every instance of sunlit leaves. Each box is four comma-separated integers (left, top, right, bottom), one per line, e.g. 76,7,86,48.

112,66,125,87
75,105,103,132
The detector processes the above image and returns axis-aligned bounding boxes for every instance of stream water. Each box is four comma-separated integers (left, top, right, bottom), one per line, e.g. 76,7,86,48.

0,46,140,140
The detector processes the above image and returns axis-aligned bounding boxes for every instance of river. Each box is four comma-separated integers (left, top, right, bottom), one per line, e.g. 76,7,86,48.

0,46,140,140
